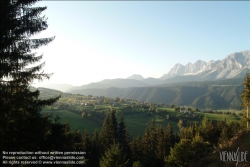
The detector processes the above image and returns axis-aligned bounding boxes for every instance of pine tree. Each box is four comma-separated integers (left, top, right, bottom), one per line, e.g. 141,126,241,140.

140,121,158,167
99,143,129,167
140,126,151,166
165,123,176,156
167,132,210,167
109,109,118,143
100,110,118,149
91,130,101,167
118,114,131,165
0,0,60,152
156,125,165,159
219,125,230,147
100,114,111,147
82,130,93,167
131,135,142,162
124,129,132,159
240,71,250,130
83,130,92,153
44,117,74,151
118,114,126,144
72,129,84,151
149,119,157,152
92,129,100,148
155,125,165,166
167,140,193,167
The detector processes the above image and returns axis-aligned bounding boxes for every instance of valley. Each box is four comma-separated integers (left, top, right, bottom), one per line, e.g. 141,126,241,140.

2,1,250,166
39,87,242,137
67,78,244,110
33,51,250,166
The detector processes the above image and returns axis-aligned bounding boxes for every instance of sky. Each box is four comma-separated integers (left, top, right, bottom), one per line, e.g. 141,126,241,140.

32,1,250,86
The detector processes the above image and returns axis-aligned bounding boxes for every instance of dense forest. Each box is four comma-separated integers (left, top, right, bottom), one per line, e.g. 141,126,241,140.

0,0,249,167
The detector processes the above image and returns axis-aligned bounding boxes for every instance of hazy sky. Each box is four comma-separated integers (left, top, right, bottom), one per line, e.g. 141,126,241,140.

33,1,250,86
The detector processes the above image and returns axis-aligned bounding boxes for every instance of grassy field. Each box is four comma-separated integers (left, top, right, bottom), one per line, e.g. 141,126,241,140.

39,88,244,138
41,108,180,137
215,109,242,114
41,109,101,133
41,105,242,138
203,112,241,121
123,112,179,137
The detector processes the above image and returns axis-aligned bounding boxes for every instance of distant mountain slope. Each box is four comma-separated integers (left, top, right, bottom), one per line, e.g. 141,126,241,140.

31,87,63,99
33,83,73,92
157,78,243,87
127,74,144,80
38,87,63,93
69,78,244,109
67,79,149,92
69,50,249,90
141,77,164,86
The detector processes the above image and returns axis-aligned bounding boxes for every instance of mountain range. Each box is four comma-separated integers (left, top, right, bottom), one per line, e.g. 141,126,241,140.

35,50,250,109
33,50,250,92
66,50,249,92
161,50,250,80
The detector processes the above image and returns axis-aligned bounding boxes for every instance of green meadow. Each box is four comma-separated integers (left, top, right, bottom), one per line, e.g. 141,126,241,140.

39,90,242,137
203,112,241,121
41,109,101,133
123,112,179,137
41,105,242,138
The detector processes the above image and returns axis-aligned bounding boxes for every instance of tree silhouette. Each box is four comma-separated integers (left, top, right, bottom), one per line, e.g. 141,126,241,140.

0,0,60,152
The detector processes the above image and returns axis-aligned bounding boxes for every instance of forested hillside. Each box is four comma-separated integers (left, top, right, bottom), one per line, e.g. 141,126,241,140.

69,78,244,109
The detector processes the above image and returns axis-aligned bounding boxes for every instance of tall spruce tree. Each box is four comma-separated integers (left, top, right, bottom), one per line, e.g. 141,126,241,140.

91,130,101,167
100,110,118,149
140,121,158,167
109,109,118,143
118,114,132,165
118,114,126,144
131,135,142,163
82,130,93,167
100,113,111,147
0,0,60,152
240,71,250,130
155,125,165,166
165,123,176,156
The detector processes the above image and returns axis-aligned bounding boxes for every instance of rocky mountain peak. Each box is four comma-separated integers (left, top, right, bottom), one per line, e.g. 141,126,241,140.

161,50,250,80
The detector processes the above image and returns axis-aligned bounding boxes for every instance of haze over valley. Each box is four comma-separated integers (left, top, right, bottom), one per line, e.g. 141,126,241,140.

34,50,250,110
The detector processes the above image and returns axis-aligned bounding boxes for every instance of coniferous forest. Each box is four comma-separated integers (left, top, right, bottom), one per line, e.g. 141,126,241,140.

0,0,250,167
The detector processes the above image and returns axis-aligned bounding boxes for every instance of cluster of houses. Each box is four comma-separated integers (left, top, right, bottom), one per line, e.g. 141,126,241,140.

179,107,196,117
55,93,202,117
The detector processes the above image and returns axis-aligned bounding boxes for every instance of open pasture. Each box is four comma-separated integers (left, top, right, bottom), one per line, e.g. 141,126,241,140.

41,102,242,138
41,109,101,133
